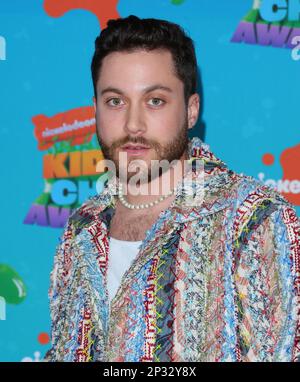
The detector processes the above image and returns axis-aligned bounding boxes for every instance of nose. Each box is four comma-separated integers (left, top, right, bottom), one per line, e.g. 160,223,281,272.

124,101,146,136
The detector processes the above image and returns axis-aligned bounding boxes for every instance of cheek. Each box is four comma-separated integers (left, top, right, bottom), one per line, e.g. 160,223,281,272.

150,107,184,135
96,108,123,141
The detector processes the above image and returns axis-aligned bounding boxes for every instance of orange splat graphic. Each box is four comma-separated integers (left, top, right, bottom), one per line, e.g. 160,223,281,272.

280,143,300,205
43,0,120,29
32,106,96,150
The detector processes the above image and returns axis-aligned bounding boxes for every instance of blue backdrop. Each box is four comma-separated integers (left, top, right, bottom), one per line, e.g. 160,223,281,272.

0,0,299,361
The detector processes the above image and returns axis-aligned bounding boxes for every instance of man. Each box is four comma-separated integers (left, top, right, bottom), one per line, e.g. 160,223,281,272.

45,15,300,362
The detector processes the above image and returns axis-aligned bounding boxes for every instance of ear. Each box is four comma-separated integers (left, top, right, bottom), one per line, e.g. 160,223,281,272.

93,96,96,113
187,93,200,130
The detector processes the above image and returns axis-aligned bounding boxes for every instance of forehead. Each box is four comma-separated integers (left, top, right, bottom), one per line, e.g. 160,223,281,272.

97,49,183,93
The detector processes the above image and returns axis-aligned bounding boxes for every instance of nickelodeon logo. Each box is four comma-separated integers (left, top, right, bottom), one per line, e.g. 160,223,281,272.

33,106,96,150
24,106,108,228
43,150,105,178
259,0,300,22
231,0,300,49
260,142,300,206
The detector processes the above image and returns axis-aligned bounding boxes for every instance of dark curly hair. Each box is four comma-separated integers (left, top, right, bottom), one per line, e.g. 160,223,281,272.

91,15,198,105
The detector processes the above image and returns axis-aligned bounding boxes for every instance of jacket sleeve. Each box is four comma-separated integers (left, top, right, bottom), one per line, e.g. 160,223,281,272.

43,220,75,362
234,200,300,362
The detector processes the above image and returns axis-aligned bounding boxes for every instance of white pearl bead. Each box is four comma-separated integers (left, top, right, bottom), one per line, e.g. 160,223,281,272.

118,182,175,209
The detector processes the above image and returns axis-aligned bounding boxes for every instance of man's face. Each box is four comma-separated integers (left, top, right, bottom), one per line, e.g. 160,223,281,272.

93,48,199,182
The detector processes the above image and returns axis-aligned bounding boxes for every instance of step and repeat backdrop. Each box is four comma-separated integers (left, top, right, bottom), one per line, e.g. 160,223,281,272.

0,0,299,361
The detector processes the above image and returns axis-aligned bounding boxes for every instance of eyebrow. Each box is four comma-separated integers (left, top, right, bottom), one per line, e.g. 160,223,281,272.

100,84,173,97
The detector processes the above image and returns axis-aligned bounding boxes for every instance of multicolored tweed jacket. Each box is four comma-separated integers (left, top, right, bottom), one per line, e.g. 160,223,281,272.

44,136,300,362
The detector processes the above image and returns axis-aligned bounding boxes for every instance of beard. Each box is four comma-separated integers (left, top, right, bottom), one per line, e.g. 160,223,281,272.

96,116,189,185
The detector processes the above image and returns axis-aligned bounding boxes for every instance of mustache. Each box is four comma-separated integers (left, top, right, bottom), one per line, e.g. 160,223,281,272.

111,139,159,151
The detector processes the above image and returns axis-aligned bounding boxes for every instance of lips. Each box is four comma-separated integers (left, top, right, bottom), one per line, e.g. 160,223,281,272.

121,144,150,150
120,144,150,156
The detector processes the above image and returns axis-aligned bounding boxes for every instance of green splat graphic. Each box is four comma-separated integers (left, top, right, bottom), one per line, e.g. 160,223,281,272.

0,264,27,305
171,0,185,5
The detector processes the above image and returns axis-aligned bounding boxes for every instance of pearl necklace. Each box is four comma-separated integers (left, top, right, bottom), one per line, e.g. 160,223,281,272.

118,182,176,209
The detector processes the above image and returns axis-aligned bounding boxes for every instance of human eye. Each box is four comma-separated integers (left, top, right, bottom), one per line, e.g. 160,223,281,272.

147,97,165,107
106,97,124,107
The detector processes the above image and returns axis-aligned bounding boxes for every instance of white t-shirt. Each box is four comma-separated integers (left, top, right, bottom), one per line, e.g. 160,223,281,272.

107,237,142,303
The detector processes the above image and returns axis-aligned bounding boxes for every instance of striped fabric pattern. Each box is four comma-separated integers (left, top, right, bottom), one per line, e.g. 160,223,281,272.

44,137,300,362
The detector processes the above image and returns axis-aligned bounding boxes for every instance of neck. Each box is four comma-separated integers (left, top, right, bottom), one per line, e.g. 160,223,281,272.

119,150,189,206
